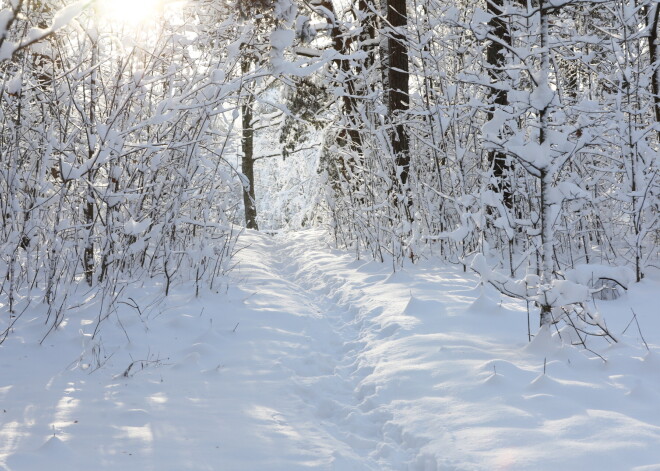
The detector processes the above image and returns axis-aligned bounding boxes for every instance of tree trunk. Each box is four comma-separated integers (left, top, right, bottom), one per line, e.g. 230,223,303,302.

647,5,660,135
537,0,554,326
319,0,363,154
84,35,98,286
358,0,377,73
386,0,410,187
486,0,513,209
241,57,258,230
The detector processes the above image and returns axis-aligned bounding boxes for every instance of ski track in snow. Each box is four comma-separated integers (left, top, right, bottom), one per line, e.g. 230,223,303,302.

0,230,659,470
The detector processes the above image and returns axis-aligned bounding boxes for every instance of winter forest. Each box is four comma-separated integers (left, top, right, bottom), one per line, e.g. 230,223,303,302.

0,0,659,469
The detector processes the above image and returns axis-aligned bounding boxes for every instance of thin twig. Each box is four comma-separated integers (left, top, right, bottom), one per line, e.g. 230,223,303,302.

631,309,650,351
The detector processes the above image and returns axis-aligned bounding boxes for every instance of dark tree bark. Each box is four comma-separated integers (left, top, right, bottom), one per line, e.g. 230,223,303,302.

486,0,513,209
357,0,378,73
318,0,363,155
386,0,410,187
84,37,98,286
241,58,258,230
647,5,660,135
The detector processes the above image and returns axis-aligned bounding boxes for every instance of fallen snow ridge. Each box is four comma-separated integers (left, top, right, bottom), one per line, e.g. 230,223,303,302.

1,230,659,470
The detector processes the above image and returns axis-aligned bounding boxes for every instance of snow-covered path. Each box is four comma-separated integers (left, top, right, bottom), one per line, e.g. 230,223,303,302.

1,230,659,470
236,232,441,470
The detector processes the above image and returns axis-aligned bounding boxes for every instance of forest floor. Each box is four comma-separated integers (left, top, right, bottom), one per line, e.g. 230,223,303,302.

1,230,659,471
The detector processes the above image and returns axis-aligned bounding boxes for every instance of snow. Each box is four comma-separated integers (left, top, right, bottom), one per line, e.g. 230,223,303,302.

470,8,492,41
565,264,636,290
0,2,86,61
124,218,152,236
529,81,555,111
50,2,87,32
1,230,659,470
270,28,296,73
4,74,21,95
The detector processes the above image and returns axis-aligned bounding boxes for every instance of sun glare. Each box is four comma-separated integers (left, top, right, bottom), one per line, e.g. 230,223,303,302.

97,0,164,26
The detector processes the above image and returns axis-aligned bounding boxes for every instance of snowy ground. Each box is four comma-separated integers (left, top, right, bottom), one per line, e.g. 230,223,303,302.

1,230,659,470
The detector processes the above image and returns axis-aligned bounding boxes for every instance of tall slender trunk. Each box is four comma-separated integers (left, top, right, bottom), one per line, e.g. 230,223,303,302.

647,5,660,137
241,57,258,230
537,0,553,326
486,0,513,208
319,0,363,154
358,0,377,73
84,35,98,286
386,0,410,188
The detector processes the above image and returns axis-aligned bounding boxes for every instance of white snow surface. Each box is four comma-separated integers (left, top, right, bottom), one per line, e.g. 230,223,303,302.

1,230,659,470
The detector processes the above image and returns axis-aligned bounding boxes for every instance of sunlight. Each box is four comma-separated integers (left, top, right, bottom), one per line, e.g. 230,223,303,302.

115,425,154,444
96,0,164,26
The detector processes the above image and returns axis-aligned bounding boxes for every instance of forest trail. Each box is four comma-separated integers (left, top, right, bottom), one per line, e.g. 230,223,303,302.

1,230,659,471
230,231,433,470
